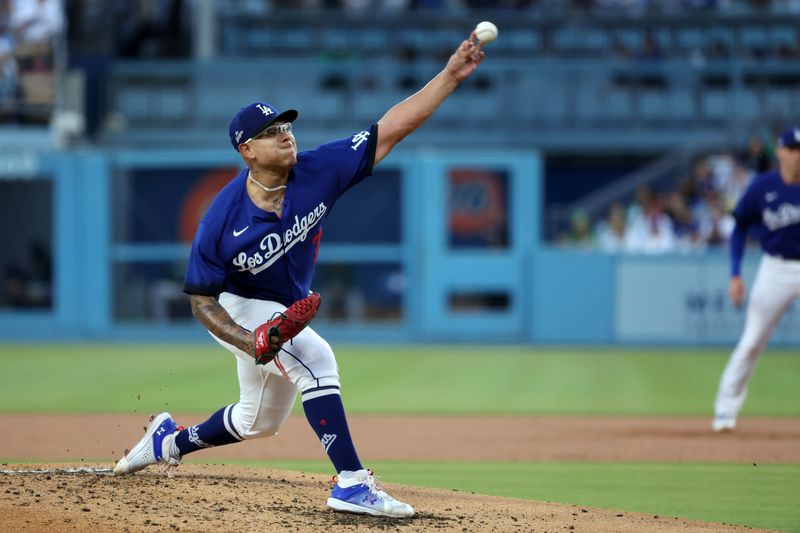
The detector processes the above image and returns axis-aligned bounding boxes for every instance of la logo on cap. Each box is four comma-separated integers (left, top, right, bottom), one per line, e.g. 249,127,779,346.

256,104,274,117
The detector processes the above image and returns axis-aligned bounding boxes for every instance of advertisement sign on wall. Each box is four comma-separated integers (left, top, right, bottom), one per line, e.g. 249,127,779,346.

616,258,800,344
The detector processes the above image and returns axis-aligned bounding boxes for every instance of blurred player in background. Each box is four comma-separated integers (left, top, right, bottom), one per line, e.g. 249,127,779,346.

112,33,487,517
712,126,800,432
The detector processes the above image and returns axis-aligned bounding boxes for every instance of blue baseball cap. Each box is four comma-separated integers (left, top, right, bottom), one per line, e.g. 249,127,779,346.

228,102,298,151
777,126,800,148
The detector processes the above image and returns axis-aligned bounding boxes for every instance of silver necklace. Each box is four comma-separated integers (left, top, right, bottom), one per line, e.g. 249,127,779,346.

248,175,287,193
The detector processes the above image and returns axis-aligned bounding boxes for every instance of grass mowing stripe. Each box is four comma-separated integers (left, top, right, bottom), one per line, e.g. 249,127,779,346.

190,460,800,533
0,344,798,415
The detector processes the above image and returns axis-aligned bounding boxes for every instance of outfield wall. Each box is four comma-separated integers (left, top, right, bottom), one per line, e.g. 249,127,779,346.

0,148,797,346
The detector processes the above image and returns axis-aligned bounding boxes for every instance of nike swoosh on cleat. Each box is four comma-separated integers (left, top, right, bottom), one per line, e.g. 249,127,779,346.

233,226,249,237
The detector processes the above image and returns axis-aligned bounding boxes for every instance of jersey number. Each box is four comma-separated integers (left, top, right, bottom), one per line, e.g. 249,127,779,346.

312,229,322,264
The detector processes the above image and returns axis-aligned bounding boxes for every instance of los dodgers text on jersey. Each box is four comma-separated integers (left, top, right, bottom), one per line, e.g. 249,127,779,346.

234,202,328,273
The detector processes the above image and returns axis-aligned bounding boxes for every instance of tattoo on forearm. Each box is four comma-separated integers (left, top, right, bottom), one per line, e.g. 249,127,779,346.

190,295,254,356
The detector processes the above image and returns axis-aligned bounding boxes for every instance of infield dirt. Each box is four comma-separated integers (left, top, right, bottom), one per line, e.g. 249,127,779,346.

1,414,798,532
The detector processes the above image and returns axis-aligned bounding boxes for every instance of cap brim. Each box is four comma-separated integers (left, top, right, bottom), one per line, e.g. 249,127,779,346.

236,109,300,150
268,109,299,127
780,138,800,148
779,127,800,148
246,109,299,142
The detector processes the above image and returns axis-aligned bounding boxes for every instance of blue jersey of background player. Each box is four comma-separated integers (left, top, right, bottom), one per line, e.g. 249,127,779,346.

713,126,800,432
184,118,378,307
729,161,800,278
114,32,488,518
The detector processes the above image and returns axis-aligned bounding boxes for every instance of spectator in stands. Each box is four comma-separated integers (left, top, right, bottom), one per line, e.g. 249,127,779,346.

3,240,52,309
10,0,64,48
559,208,594,249
9,0,60,77
8,0,63,123
708,151,736,193
687,156,716,201
665,191,703,252
672,157,713,222
116,0,190,58
626,185,646,226
625,185,676,253
710,151,753,211
739,133,773,174
595,201,627,252
696,188,734,247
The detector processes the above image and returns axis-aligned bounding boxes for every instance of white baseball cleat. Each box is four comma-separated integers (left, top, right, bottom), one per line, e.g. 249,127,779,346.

711,415,737,433
113,412,182,476
327,469,414,518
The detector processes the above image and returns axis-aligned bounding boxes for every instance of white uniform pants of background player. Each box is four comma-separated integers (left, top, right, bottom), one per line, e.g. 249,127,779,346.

211,292,340,440
714,254,800,419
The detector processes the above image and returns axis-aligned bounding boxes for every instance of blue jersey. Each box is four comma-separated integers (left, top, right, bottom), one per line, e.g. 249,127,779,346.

184,125,378,306
732,170,800,261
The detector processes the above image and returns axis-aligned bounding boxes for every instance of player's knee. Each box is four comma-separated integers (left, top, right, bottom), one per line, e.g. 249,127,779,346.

313,337,336,366
232,404,286,440
240,418,283,439
296,341,341,392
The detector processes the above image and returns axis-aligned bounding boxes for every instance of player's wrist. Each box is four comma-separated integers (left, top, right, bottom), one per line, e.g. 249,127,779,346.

252,323,276,363
439,67,462,86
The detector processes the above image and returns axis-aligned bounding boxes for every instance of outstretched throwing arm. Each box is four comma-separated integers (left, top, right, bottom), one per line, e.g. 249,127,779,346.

374,33,485,165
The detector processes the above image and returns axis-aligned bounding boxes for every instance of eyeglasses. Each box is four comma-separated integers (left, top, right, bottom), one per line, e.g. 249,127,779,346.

245,122,292,143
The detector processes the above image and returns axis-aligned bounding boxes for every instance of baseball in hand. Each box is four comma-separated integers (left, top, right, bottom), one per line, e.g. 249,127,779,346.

474,21,498,44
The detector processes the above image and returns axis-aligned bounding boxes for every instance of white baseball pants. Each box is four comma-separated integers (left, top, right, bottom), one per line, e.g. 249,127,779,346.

208,292,341,440
714,254,800,418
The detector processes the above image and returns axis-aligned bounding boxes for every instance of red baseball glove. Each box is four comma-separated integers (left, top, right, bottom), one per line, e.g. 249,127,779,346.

253,292,321,365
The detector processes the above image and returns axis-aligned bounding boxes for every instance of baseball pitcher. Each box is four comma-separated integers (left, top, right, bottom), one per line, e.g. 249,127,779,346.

113,32,487,517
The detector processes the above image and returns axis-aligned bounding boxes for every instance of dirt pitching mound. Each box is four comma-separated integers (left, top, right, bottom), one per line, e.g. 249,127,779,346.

0,464,769,532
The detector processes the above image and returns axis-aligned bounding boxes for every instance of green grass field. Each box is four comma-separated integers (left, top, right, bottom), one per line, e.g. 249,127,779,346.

1,343,799,531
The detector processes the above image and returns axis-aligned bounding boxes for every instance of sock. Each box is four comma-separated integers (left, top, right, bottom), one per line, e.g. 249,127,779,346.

172,404,243,457
302,393,363,473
